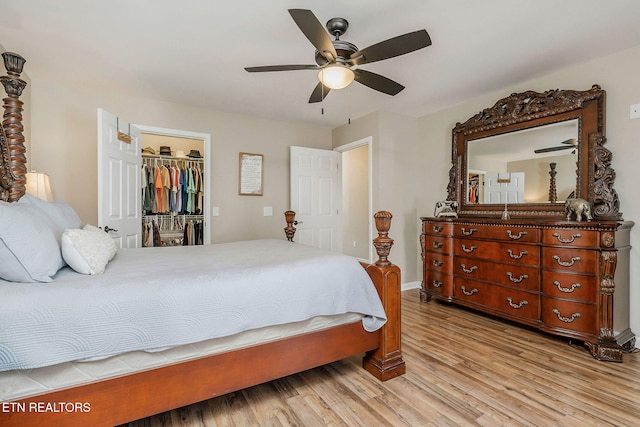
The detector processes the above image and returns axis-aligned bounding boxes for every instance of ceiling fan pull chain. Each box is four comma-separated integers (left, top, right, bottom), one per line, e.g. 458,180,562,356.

321,69,325,115
348,86,351,124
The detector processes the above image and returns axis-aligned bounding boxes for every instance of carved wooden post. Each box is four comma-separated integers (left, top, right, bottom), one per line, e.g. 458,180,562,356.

284,210,296,242
548,162,557,203
363,211,406,380
0,52,27,202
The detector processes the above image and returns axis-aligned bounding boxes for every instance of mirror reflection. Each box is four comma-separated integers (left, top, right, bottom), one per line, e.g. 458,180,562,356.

467,119,578,205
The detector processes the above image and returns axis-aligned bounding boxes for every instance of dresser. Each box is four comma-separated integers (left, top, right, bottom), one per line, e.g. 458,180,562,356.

420,217,634,362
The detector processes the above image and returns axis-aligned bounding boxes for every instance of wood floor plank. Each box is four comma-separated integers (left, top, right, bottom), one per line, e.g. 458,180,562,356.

123,289,640,427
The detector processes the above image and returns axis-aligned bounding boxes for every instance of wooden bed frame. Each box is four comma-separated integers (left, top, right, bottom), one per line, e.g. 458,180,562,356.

0,52,405,426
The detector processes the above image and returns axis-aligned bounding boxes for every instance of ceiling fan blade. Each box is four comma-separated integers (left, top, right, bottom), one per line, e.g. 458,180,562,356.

353,69,404,96
308,82,332,103
288,9,338,62
245,65,319,73
350,30,432,65
561,138,577,145
534,145,575,154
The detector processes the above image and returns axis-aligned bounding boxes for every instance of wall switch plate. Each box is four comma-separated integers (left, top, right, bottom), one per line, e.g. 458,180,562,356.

631,104,640,119
212,206,220,217
263,207,273,216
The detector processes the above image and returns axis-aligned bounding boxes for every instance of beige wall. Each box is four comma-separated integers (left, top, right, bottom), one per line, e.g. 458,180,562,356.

333,111,421,284
26,77,332,244
417,44,640,338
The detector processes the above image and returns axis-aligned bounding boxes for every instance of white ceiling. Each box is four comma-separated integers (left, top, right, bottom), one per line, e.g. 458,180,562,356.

1,1,639,128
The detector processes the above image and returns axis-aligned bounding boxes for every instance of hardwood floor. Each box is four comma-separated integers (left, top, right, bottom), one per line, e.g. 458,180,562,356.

124,289,640,426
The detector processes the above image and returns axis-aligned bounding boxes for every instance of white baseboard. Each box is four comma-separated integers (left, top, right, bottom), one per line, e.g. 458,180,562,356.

401,281,421,292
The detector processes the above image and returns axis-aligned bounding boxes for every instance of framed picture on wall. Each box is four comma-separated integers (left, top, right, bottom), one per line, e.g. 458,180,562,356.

238,152,263,196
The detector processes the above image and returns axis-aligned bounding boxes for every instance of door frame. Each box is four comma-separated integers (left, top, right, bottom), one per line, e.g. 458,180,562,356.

335,136,373,264
135,124,212,245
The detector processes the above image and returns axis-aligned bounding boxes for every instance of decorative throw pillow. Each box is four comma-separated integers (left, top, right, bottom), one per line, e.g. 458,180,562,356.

0,202,64,282
61,225,117,275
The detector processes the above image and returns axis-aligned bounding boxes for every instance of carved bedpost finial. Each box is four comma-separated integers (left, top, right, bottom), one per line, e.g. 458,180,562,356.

0,52,28,202
284,210,297,242
373,211,394,266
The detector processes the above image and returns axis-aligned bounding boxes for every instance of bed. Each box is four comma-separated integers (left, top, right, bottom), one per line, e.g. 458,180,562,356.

0,52,405,426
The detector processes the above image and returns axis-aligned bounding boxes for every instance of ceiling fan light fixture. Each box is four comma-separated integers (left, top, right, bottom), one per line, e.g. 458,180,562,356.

318,65,354,90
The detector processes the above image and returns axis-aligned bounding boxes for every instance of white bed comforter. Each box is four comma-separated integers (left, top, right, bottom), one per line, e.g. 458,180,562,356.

0,239,386,371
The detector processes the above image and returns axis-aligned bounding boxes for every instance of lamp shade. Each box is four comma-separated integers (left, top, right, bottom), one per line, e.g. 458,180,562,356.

318,65,355,90
25,172,55,202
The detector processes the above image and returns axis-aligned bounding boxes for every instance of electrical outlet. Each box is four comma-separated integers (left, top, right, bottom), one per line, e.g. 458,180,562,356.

631,103,640,119
263,207,273,216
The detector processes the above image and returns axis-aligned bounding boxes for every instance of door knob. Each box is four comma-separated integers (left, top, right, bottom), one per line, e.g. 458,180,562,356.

103,226,119,233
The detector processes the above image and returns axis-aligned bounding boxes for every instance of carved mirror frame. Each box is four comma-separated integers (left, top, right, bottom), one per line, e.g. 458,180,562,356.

447,84,621,220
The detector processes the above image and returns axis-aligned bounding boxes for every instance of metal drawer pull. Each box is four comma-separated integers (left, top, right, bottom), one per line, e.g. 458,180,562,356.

461,227,477,236
552,255,581,267
553,280,582,293
461,286,478,296
432,259,444,267
432,241,444,249
552,232,581,244
432,280,443,288
460,264,478,274
461,244,477,253
506,297,528,309
506,272,528,283
552,309,581,323
433,225,443,233
506,230,528,240
507,249,528,259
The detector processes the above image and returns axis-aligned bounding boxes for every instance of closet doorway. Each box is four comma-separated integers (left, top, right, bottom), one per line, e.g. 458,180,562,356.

136,124,212,246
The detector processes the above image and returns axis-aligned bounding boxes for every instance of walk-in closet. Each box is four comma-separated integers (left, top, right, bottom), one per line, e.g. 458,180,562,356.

140,133,207,247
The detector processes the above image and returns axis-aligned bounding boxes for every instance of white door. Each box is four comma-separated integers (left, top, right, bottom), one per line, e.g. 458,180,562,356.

98,109,142,248
290,146,341,250
484,172,525,204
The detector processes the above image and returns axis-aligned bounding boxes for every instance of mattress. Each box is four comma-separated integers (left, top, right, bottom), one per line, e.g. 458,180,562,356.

0,312,363,402
0,239,386,371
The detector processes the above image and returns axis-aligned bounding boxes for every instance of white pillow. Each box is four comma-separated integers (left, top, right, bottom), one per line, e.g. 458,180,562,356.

18,194,82,242
61,225,117,275
0,202,64,282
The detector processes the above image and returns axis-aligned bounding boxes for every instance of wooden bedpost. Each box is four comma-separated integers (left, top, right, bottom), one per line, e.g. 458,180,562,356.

363,211,406,381
0,52,27,202
284,210,296,242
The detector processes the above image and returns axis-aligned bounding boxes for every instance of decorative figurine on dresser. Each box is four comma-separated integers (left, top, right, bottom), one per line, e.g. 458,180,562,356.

421,85,635,362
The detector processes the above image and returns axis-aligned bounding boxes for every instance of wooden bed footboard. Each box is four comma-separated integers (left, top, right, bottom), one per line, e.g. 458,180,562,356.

0,211,404,427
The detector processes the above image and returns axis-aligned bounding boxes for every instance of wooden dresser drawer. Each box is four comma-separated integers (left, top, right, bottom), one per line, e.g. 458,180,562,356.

424,251,453,274
541,271,598,303
424,270,453,296
541,247,599,274
454,238,539,266
454,256,539,291
453,224,539,243
423,221,453,236
541,298,597,334
542,229,599,248
455,279,539,320
425,235,453,255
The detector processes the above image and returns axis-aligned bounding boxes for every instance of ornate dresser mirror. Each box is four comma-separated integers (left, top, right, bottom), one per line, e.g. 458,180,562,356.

446,84,621,220
422,85,634,362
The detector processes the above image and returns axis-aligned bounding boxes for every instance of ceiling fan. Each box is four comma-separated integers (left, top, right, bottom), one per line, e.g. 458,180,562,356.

244,9,432,103
534,138,578,154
